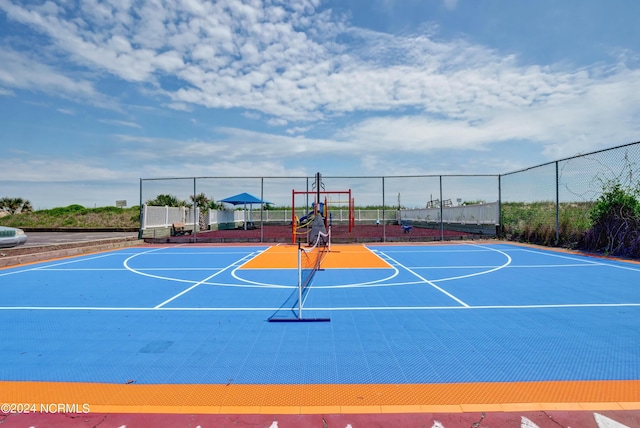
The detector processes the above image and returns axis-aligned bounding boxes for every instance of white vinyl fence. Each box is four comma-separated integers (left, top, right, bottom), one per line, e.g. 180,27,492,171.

141,202,499,230
140,205,198,229
397,201,499,225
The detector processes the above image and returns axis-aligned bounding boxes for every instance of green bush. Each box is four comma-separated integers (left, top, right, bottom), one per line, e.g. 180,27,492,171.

501,201,594,247
589,183,640,223
0,206,140,229
580,182,640,257
45,204,87,216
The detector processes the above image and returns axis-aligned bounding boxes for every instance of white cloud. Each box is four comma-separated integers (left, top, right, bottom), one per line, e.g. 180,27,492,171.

267,118,288,127
0,48,102,102
0,87,15,96
99,119,142,128
443,0,459,10
0,158,126,182
335,64,640,162
2,0,638,143
286,126,313,135
1,0,639,190
113,129,334,163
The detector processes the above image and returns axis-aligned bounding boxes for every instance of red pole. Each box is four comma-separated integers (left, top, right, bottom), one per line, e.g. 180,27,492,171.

349,190,353,232
291,189,295,244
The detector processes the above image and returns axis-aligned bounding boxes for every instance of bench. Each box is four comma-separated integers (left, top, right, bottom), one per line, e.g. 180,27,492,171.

171,222,189,236
401,221,413,233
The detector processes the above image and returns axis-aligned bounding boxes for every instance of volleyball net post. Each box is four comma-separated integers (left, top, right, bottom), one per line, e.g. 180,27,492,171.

269,228,331,323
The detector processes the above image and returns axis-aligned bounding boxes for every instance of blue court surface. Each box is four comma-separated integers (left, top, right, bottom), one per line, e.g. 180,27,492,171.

0,242,638,409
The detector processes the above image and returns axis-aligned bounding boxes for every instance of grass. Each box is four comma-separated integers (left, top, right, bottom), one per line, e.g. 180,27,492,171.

500,201,593,248
0,205,140,229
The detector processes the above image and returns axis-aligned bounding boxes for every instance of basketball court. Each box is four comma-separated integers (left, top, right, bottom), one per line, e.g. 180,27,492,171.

0,241,638,427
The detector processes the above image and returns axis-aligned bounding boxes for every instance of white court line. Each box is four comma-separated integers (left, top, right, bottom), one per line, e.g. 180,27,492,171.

427,243,512,283
137,250,260,255
298,302,640,311
515,248,640,272
375,248,495,253
120,245,290,289
376,250,470,307
230,265,296,287
124,246,272,288
375,243,513,286
500,263,602,268
204,281,294,289
229,246,401,288
312,280,423,289
31,268,130,271
123,246,205,285
406,263,601,270
127,267,225,271
0,253,118,277
200,279,424,289
0,302,638,311
153,251,261,308
297,268,401,287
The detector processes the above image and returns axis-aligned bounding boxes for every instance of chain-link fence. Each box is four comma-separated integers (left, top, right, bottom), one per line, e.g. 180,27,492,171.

139,141,639,247
500,141,640,248
140,174,500,243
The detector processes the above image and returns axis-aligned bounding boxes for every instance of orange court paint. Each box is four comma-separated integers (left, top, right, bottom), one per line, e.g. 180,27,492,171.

1,380,638,414
240,244,391,270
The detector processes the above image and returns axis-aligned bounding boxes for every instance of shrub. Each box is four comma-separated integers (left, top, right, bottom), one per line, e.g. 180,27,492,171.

0,206,140,229
46,205,87,216
146,194,184,207
580,182,640,258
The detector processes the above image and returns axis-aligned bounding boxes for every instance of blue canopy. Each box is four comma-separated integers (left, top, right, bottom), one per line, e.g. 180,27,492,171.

218,193,271,230
219,192,271,205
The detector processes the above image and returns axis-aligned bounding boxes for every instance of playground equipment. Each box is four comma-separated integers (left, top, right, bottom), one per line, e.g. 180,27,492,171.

292,173,354,244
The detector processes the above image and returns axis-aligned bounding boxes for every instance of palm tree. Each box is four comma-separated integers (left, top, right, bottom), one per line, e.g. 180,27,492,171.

145,194,183,207
0,197,33,214
190,193,210,211
190,193,213,230
21,200,33,213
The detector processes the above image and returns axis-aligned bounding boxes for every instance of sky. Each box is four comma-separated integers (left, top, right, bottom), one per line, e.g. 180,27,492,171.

1,0,639,209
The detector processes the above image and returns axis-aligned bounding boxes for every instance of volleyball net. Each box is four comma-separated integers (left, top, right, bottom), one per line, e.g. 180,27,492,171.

269,228,331,322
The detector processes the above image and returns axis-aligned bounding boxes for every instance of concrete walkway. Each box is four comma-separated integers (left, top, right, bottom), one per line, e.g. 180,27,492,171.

19,231,139,247
0,231,141,268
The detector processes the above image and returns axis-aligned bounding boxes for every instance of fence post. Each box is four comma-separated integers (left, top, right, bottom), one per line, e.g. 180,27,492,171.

498,175,502,238
138,179,144,239
382,176,386,242
193,177,197,242
555,161,560,246
439,175,444,241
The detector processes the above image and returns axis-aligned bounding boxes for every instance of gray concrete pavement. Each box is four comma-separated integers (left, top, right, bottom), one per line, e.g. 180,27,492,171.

21,231,139,247
1,231,142,268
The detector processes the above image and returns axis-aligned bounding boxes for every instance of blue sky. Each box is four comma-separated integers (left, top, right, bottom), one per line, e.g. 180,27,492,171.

1,0,639,208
